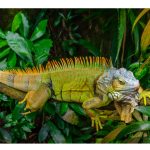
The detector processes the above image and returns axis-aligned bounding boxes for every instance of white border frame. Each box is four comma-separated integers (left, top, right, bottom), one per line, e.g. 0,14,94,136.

0,0,150,8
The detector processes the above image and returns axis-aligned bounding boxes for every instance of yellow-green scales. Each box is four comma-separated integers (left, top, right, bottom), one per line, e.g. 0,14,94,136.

0,57,111,103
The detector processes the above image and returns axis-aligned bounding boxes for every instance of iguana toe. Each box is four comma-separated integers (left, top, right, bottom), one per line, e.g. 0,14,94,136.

139,90,150,105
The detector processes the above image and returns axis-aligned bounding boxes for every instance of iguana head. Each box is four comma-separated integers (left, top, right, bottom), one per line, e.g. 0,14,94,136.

96,68,140,123
96,68,140,106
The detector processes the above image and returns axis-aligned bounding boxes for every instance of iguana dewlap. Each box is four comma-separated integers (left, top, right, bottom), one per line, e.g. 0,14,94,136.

0,57,142,130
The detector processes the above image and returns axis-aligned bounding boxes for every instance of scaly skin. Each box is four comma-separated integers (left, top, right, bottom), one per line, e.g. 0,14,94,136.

0,57,149,131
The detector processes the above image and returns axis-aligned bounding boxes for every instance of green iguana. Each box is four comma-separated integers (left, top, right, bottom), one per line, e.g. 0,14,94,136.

0,57,149,131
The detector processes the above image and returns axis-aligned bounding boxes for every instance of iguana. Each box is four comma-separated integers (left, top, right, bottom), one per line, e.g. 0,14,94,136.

0,57,149,131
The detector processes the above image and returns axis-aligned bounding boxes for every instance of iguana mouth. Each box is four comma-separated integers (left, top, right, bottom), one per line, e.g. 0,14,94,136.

108,90,139,105
116,88,139,93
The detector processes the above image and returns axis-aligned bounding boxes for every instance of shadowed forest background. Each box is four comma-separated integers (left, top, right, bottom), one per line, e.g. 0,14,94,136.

0,9,150,143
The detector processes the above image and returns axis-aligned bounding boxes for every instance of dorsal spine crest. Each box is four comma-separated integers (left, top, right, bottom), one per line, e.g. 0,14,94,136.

2,57,112,75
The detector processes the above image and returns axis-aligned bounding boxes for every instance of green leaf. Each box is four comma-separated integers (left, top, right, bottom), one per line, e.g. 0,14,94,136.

115,9,126,64
132,9,150,32
6,32,33,64
117,121,150,140
75,134,92,141
129,62,141,71
0,59,7,70
134,67,148,80
0,39,7,48
69,103,86,116
47,120,66,143
44,102,56,115
102,124,126,143
0,29,5,39
12,103,25,120
79,39,100,56
34,39,53,65
123,131,143,143
32,10,47,29
143,136,150,143
0,128,12,143
128,10,140,55
135,106,150,116
38,122,50,142
22,126,32,133
60,102,69,115
0,48,10,59
55,116,65,129
11,12,22,32
0,94,8,102
7,51,17,68
20,13,29,38
30,19,48,41
141,19,150,53
12,12,29,38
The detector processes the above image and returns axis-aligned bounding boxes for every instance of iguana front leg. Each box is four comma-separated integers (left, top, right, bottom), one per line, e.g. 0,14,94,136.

82,96,112,131
19,84,51,114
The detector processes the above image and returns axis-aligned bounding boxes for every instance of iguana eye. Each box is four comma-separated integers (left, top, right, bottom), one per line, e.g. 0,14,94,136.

118,78,125,85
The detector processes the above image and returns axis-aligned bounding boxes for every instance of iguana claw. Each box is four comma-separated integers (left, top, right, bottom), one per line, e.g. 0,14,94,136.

91,114,108,131
91,116,102,131
139,90,150,105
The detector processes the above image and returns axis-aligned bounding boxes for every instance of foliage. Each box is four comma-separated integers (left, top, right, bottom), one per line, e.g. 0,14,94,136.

0,11,53,69
0,9,150,143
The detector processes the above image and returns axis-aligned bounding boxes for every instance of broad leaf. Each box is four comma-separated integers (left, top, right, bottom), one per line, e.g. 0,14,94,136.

0,39,8,48
0,59,7,70
47,120,66,143
20,13,29,38
135,106,150,116
12,12,29,38
43,102,56,115
7,51,17,68
6,32,33,64
12,103,25,120
134,67,148,80
0,128,12,143
0,48,10,59
60,102,69,116
69,103,86,116
55,116,65,130
30,19,48,41
34,39,53,65
22,126,32,133
11,12,22,32
141,19,150,53
117,121,150,140
129,62,141,71
38,122,50,142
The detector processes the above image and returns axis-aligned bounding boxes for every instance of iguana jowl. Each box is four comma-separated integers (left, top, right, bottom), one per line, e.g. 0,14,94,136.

0,57,149,131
